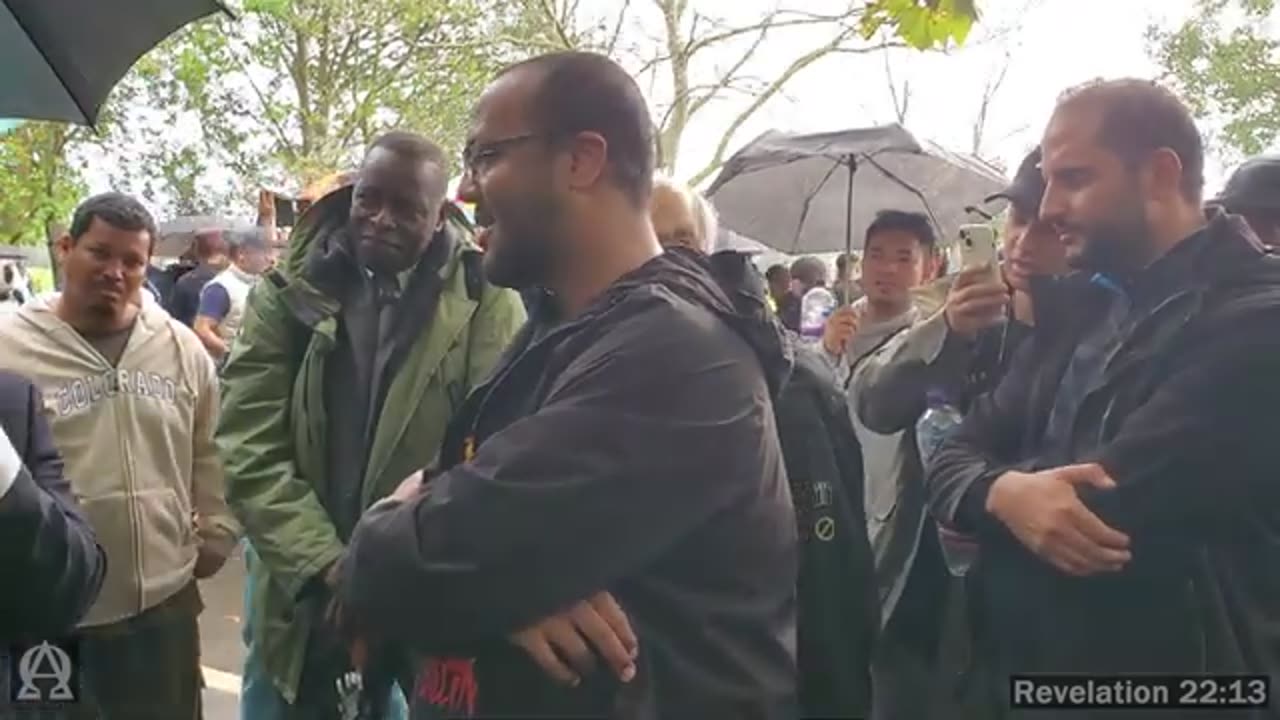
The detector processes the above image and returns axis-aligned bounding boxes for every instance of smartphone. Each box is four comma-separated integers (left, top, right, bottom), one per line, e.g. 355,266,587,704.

958,224,1000,283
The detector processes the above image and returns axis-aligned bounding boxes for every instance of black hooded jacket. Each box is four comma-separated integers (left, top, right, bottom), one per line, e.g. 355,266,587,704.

340,248,798,719
929,214,1280,718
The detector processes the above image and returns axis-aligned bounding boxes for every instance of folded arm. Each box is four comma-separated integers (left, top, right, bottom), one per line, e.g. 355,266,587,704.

1084,313,1280,540
925,335,1040,533
932,306,1280,551
341,300,762,653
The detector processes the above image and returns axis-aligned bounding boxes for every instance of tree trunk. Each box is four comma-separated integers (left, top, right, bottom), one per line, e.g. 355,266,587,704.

45,219,64,290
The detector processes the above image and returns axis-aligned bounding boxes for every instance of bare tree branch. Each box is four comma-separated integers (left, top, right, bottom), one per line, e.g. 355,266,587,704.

220,21,296,157
536,0,576,48
882,46,911,124
683,9,862,59
684,20,771,120
970,53,1012,156
605,0,634,55
685,31,903,186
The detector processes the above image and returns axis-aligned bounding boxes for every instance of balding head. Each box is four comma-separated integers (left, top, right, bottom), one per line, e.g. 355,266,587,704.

1053,79,1204,202
497,52,655,208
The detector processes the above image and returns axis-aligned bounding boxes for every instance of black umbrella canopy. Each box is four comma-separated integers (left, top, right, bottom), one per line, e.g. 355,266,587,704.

0,0,230,126
706,124,1007,255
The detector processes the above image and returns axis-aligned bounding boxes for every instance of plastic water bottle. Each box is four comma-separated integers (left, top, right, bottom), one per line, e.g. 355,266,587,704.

799,285,837,339
916,389,977,576
915,389,963,464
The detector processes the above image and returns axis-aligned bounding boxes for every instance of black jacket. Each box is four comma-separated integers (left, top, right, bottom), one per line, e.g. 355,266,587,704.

929,215,1280,716
775,345,877,719
168,263,219,326
0,371,105,640
709,253,876,718
341,248,798,719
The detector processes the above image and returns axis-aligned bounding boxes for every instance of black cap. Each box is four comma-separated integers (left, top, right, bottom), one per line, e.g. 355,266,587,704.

985,147,1045,215
1212,155,1280,213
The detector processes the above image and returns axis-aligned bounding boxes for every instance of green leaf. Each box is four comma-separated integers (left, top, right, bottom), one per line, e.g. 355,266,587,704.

863,0,981,49
1150,0,1280,160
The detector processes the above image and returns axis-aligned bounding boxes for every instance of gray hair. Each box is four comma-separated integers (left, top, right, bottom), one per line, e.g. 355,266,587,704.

652,173,719,253
229,227,270,252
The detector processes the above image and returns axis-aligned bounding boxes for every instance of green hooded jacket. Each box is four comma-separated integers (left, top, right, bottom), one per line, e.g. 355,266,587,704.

215,188,525,701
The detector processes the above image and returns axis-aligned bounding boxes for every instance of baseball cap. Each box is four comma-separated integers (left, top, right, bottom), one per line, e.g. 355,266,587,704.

985,147,1046,215
1211,155,1280,213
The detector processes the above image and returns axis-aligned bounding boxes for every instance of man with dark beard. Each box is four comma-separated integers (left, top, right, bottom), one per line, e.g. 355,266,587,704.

338,51,798,720
929,79,1280,718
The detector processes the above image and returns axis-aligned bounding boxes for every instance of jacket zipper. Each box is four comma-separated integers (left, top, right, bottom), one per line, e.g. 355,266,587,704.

114,377,145,614
1073,289,1198,446
91,335,145,616
462,301,614,448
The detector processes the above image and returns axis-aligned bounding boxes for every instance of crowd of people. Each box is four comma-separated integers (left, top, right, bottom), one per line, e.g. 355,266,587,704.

1,48,1278,720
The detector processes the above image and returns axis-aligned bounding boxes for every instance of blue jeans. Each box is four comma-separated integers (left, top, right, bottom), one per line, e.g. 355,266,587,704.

239,542,409,719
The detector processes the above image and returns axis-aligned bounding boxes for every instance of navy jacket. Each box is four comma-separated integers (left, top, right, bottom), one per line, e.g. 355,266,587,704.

0,370,105,640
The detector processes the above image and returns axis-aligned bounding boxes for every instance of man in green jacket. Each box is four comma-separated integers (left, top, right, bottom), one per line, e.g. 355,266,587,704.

216,131,526,718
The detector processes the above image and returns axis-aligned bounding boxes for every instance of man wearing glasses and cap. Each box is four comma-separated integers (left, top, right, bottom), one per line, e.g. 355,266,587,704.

1210,154,1280,248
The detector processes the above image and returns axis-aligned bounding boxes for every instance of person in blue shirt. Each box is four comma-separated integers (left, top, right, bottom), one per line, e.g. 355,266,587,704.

169,229,230,327
193,229,272,362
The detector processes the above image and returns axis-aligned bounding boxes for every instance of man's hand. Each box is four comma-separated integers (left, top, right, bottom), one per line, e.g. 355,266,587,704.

944,266,1008,339
389,469,426,503
510,592,638,687
193,545,229,579
987,464,1132,576
821,305,861,356
318,554,370,671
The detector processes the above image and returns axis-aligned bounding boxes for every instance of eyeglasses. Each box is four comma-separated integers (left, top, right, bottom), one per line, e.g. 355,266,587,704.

462,133,543,176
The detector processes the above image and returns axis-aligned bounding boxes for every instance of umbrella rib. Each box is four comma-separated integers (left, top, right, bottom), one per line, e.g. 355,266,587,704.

792,159,843,255
861,153,945,238
3,4,95,126
706,154,821,193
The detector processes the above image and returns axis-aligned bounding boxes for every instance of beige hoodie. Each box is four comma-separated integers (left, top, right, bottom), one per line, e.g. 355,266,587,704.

0,294,238,627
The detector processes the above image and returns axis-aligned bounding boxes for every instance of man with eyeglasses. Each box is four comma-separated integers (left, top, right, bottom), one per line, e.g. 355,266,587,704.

216,130,526,719
337,51,797,720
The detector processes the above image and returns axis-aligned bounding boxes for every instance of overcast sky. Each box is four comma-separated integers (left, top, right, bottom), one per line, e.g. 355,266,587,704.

658,0,1220,183
91,0,1241,215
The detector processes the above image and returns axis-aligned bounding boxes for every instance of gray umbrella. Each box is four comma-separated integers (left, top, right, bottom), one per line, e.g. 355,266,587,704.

705,124,1007,255
156,215,253,259
0,0,230,126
